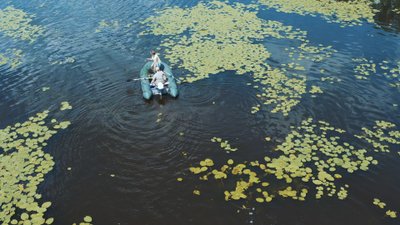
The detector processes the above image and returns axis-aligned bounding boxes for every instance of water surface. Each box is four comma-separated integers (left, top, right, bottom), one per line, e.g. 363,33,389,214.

0,0,400,224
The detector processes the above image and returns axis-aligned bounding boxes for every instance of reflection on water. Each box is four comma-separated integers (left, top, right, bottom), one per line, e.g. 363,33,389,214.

374,0,400,30
0,0,399,225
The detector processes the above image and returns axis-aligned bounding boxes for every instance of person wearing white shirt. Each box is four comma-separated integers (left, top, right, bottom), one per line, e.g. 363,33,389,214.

147,50,161,72
150,64,167,88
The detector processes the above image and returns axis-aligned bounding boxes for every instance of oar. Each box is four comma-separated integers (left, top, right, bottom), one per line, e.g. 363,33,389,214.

126,77,147,82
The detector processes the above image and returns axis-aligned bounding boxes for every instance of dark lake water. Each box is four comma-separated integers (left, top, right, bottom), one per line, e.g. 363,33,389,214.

0,0,400,224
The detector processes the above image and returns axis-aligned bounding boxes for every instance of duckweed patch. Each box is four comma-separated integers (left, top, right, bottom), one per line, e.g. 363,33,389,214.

0,110,71,224
0,6,44,42
258,0,376,26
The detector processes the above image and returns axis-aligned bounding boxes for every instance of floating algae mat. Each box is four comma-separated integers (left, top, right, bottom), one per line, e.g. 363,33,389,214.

258,0,376,26
141,1,336,116
0,109,71,224
187,118,400,204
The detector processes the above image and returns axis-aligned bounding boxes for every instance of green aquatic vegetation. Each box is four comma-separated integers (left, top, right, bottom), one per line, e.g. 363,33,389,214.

253,68,307,116
355,120,400,153
321,76,342,83
0,110,71,224
141,1,334,116
60,101,72,111
141,2,307,41
0,6,44,42
352,58,376,80
0,53,7,66
278,186,309,201
187,118,384,204
258,0,376,26
193,190,201,195
287,43,337,62
373,198,399,218
353,59,400,89
267,118,373,200
251,104,260,114
373,198,386,209
309,85,323,94
161,39,271,83
386,210,398,218
211,137,238,152
95,20,121,32
0,49,23,69
189,158,214,174
282,62,305,71
72,216,93,225
381,60,400,89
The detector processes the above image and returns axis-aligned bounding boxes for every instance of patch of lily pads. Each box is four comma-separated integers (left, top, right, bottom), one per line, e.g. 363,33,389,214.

258,0,377,27
185,118,400,205
0,6,44,43
72,216,93,225
211,137,238,152
352,58,400,89
60,101,72,111
95,19,134,33
0,108,71,224
0,48,23,69
141,1,336,116
355,120,400,153
373,198,398,219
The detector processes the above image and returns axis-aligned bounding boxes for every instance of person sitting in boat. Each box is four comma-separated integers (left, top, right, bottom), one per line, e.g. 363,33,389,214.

150,64,167,88
147,50,161,72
